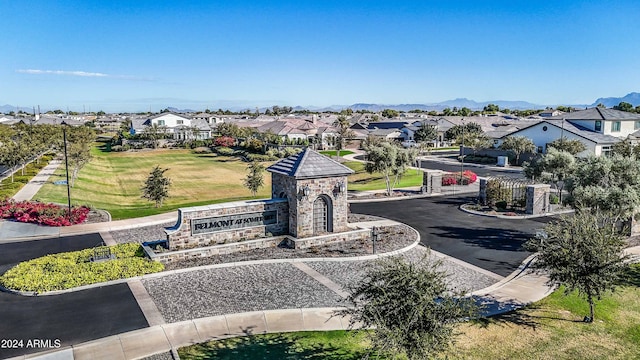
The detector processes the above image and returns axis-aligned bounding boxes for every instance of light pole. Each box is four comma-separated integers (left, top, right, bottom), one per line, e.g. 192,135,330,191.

460,118,465,179
61,121,72,222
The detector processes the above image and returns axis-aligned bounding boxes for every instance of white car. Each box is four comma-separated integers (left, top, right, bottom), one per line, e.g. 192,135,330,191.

401,140,417,148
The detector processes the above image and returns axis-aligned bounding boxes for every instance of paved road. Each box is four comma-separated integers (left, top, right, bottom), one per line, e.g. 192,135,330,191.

353,154,524,178
0,233,106,267
351,195,554,276
418,159,525,179
0,234,148,359
0,284,148,358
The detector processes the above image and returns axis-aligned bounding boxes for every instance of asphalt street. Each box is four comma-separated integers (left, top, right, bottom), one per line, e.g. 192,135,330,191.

351,195,554,277
0,284,148,359
418,159,525,179
0,233,148,359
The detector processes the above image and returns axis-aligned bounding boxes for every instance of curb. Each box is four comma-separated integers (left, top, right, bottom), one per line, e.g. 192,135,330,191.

459,204,575,219
2,223,421,297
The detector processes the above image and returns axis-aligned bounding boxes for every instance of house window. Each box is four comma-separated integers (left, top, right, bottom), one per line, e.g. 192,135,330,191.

635,121,640,130
612,121,621,132
158,120,165,126
595,121,602,131
177,120,184,125
602,145,612,157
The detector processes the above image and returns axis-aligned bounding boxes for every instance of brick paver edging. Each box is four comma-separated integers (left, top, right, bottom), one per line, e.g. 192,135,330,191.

1,225,421,297
10,307,355,360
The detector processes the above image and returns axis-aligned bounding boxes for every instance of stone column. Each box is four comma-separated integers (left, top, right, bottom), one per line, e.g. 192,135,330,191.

526,184,551,215
422,170,443,194
479,178,488,205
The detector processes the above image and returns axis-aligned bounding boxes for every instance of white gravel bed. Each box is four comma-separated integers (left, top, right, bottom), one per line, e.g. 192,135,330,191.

109,222,173,244
306,246,497,295
142,263,342,323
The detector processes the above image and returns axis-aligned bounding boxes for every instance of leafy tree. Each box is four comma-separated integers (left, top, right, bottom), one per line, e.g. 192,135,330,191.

364,142,416,196
483,103,500,113
525,211,627,322
500,136,536,165
613,101,634,112
142,165,171,208
458,107,472,116
332,115,355,157
337,256,477,359
444,122,483,142
547,137,587,155
144,123,166,149
413,122,437,143
567,155,640,223
441,107,454,116
611,139,640,159
462,132,493,155
523,148,575,203
65,125,95,187
243,161,265,197
381,109,399,118
0,139,21,182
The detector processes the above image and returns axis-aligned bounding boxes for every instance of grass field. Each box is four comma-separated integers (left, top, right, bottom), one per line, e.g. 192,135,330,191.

319,150,355,157
344,161,423,191
34,147,272,220
179,265,640,359
0,155,54,198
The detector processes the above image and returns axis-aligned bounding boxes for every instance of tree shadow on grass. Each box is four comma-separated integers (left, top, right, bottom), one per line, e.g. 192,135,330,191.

182,332,370,360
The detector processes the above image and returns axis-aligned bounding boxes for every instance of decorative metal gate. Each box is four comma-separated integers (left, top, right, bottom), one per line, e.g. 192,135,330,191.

313,197,328,234
486,177,535,210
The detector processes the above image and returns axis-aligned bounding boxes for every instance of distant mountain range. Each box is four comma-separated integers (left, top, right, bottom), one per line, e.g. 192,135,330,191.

3,92,639,114
591,92,640,108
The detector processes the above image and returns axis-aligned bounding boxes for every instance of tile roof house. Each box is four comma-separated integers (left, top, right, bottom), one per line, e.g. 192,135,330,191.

494,108,639,156
131,112,212,140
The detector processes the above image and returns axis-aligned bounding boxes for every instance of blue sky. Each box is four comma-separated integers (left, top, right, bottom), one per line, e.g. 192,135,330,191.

1,0,639,112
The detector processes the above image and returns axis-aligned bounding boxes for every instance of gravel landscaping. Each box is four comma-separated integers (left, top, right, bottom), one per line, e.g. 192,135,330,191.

109,222,174,244
306,246,496,294
142,263,342,323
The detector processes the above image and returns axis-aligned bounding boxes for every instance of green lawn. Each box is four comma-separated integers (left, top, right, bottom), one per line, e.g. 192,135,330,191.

0,155,54,198
344,161,423,191
34,147,272,220
319,150,355,157
179,265,640,360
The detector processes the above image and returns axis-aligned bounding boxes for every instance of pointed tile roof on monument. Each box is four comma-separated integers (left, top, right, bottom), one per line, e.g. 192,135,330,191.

266,148,354,179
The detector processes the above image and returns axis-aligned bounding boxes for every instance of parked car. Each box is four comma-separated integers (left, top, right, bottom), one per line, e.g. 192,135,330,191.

401,140,417,148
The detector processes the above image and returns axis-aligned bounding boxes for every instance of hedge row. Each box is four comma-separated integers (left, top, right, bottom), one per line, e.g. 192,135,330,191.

0,243,164,292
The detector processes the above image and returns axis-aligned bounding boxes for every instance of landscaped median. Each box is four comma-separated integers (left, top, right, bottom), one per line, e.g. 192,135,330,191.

0,243,164,293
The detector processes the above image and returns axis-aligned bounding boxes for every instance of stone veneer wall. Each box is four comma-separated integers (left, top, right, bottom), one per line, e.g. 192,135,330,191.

272,173,349,238
144,237,286,263
165,199,289,250
283,228,371,249
525,184,551,215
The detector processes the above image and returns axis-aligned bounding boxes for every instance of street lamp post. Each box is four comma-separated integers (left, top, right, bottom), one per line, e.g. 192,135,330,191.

61,121,72,222
460,118,465,179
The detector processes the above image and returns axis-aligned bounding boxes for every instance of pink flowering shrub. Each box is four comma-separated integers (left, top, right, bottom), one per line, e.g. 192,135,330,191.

441,170,478,186
0,199,89,226
214,136,235,147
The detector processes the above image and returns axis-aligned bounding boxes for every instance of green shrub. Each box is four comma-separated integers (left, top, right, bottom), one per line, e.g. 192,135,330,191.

246,153,277,162
0,243,163,292
495,200,508,210
549,193,559,204
215,146,234,156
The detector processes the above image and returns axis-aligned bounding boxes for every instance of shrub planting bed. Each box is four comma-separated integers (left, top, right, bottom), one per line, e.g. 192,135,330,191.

442,170,478,186
0,199,90,226
0,243,164,292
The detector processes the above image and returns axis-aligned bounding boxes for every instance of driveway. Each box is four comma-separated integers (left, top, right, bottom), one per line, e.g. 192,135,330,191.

351,195,554,277
0,233,148,359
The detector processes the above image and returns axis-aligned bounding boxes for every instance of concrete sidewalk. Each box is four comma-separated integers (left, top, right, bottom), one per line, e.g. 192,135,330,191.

17,255,558,360
11,159,62,202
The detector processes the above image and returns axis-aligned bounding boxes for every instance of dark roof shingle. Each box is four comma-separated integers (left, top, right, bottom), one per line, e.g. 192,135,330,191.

267,149,354,179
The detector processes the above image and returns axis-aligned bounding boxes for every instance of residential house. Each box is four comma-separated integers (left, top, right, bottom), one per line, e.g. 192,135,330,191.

131,112,212,140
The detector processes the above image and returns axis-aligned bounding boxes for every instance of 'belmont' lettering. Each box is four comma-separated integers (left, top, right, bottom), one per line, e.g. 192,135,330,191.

191,211,277,235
